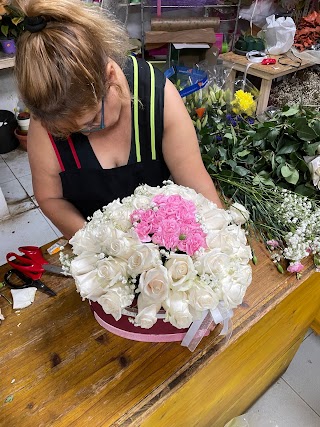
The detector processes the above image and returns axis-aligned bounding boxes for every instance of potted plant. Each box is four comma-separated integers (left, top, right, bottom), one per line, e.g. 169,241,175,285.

16,111,30,133
0,3,24,54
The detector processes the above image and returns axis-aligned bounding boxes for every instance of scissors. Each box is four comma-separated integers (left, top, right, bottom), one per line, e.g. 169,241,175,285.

4,269,56,297
6,246,64,281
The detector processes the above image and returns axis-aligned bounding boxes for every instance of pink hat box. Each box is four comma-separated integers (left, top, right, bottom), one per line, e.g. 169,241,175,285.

90,301,189,342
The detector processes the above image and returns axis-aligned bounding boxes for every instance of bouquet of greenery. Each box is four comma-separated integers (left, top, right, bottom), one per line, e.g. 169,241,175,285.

191,97,320,275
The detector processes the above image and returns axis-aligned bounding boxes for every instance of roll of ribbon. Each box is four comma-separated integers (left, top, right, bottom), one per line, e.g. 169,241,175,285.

246,50,267,63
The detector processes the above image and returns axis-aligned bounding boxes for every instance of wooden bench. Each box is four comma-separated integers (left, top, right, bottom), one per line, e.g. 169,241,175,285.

220,51,315,115
1,240,320,426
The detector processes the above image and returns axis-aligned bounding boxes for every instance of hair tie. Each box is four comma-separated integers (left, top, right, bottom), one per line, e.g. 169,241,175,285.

24,16,47,33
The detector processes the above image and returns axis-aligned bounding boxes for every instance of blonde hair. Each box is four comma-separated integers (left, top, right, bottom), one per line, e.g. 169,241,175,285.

13,0,130,136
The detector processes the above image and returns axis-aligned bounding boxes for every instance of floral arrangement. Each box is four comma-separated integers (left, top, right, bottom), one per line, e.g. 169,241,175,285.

61,182,252,335
192,99,320,276
0,3,24,40
199,104,320,199
184,82,257,135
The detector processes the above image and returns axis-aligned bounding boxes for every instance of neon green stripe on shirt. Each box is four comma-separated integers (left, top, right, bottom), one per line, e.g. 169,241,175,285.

147,61,156,160
131,56,141,162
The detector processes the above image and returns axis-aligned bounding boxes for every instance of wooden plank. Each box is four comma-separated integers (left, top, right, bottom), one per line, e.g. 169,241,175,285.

139,273,320,427
0,240,319,426
220,51,314,80
311,308,320,335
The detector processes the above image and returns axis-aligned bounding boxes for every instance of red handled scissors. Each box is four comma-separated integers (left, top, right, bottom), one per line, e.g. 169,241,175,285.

6,246,64,281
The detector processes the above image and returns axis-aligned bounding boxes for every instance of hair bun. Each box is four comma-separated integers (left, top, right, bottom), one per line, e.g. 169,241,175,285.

24,16,47,33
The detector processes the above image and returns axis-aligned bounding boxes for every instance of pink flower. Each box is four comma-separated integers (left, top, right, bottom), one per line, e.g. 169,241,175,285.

135,222,153,242
266,240,280,248
287,262,304,273
178,233,207,256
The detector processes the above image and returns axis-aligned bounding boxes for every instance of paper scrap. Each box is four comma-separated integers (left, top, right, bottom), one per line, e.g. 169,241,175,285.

11,287,37,309
0,308,4,322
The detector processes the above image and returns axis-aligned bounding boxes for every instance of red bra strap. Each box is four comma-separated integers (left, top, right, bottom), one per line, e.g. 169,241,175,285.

48,133,65,172
67,136,81,169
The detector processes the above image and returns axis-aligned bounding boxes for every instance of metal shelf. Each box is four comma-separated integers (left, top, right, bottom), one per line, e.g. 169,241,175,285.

139,0,242,57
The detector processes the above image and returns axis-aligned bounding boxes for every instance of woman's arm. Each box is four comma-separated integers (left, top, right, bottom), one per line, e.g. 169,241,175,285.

162,79,224,208
27,119,86,239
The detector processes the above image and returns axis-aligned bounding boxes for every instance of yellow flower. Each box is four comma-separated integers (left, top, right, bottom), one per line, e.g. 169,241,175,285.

231,90,257,116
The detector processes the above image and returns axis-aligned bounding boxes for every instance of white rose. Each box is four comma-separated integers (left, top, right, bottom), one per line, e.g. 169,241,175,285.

134,184,161,197
70,252,97,276
206,226,251,264
138,265,169,303
221,265,252,309
165,253,197,291
163,291,193,329
134,295,161,329
96,257,127,287
202,208,231,231
109,206,132,231
73,269,105,301
69,228,103,255
131,194,153,210
308,156,320,190
104,231,138,260
229,203,250,225
188,283,219,312
97,284,134,321
195,251,231,278
127,243,161,276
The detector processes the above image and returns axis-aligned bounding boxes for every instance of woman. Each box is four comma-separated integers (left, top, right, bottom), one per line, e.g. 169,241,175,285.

14,0,222,239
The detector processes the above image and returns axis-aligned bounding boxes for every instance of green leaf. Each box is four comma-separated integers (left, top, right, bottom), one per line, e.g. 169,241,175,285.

295,118,317,141
281,164,299,184
266,129,280,143
280,164,293,178
277,142,301,155
312,120,320,137
304,141,320,156
217,146,227,160
1,25,9,38
237,149,251,157
224,133,233,139
282,106,300,116
252,127,270,141
233,166,250,176
295,184,317,197
225,160,237,169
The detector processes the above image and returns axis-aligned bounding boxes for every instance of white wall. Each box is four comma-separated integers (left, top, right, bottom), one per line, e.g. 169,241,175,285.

0,68,19,114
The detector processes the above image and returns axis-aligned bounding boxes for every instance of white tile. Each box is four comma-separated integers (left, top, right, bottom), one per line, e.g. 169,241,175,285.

1,147,31,178
0,208,59,266
19,173,34,197
282,333,320,415
39,209,63,238
0,179,35,216
248,378,320,426
0,162,15,184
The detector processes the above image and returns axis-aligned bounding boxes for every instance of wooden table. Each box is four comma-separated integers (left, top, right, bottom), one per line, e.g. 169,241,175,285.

219,52,314,115
1,240,320,427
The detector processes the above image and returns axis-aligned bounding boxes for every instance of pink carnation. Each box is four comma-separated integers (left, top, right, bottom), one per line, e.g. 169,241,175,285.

287,262,304,273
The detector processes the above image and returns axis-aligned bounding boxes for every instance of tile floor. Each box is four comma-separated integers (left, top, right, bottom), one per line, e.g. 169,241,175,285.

1,148,320,426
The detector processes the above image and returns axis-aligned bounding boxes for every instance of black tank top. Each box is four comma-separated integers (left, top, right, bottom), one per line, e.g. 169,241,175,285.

49,57,170,219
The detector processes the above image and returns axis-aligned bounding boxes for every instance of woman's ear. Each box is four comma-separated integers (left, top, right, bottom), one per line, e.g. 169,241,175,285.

105,61,117,83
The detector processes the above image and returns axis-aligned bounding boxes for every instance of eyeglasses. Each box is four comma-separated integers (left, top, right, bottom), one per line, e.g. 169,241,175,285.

78,97,105,134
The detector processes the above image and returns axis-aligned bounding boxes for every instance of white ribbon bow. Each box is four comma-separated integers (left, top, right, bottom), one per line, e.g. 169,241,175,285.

181,303,233,352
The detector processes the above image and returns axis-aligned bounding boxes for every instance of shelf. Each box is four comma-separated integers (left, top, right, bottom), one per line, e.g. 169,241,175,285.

0,54,15,70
